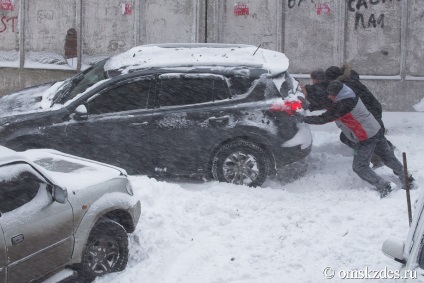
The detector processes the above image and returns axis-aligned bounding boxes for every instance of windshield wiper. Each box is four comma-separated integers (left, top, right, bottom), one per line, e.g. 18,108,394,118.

51,73,86,106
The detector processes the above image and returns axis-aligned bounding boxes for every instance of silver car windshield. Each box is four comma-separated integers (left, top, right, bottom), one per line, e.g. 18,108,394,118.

33,158,87,173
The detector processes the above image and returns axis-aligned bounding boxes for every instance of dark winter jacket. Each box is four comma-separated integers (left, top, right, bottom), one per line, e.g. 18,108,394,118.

304,84,381,143
337,64,383,122
304,80,332,111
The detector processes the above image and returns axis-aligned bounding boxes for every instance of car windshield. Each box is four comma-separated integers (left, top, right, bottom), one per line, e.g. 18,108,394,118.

33,158,87,173
51,58,108,106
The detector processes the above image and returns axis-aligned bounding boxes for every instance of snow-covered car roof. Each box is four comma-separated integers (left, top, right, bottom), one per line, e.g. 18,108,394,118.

104,43,290,75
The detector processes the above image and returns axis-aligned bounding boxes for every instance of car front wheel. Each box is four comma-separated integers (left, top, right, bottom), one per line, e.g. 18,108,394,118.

212,140,270,187
79,220,129,282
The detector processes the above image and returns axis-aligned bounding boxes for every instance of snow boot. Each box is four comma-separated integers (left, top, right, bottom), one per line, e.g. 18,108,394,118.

402,175,417,190
379,182,395,198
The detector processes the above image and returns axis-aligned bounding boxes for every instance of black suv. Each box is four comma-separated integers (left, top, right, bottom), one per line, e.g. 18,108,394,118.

0,44,312,186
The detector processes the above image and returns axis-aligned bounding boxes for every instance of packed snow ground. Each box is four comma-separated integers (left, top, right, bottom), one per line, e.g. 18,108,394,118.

96,112,424,283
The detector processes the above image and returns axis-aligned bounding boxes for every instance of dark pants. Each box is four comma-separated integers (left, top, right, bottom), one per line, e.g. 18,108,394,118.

340,132,394,167
351,129,405,190
340,132,356,149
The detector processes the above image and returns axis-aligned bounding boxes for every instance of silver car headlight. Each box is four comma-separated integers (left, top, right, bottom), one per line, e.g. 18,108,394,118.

126,180,134,196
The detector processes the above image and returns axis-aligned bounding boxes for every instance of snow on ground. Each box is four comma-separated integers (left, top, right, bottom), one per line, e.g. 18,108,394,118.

96,112,424,283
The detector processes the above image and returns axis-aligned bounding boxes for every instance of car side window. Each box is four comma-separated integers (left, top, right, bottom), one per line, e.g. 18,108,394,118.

0,163,45,214
158,75,230,107
228,76,256,96
87,77,153,114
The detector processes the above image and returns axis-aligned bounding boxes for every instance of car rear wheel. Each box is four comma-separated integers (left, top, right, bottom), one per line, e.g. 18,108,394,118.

212,140,270,187
79,220,129,282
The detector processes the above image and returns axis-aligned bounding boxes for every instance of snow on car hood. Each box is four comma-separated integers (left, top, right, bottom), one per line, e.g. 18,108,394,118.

22,149,125,191
0,81,65,117
105,44,290,75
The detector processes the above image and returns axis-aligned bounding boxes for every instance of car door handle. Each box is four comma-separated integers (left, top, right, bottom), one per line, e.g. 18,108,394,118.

130,122,148,126
11,234,24,246
209,117,229,126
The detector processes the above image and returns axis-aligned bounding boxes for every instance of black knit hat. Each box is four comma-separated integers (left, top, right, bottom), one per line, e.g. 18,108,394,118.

327,80,343,96
310,68,326,81
325,66,343,81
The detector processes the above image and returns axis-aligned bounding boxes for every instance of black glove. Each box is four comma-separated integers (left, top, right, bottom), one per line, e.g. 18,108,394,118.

297,96,310,110
291,112,304,123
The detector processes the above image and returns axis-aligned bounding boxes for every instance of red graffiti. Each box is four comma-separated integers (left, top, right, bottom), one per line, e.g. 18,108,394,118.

0,0,14,11
0,15,17,33
316,3,331,15
234,3,249,16
120,3,133,15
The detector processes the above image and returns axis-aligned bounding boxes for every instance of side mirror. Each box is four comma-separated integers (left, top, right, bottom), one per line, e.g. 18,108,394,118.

73,104,88,121
52,185,68,204
382,239,406,264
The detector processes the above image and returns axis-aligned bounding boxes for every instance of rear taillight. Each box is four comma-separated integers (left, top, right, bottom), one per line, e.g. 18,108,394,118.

270,100,303,116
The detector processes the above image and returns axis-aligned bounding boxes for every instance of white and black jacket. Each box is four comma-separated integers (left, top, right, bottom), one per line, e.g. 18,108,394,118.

304,84,381,143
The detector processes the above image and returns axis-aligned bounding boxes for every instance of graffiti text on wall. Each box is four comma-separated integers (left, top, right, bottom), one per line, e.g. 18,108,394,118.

0,15,17,32
37,10,54,23
234,3,249,16
0,0,14,11
288,0,401,29
348,0,400,29
288,0,332,15
108,40,126,51
316,3,331,15
119,2,133,15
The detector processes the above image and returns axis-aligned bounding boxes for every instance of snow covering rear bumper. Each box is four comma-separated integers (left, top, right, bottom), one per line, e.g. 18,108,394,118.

272,122,312,171
273,143,312,170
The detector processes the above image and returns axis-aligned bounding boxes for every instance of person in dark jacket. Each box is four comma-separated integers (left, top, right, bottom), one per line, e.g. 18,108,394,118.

325,64,391,168
325,65,383,124
301,81,413,198
301,69,332,111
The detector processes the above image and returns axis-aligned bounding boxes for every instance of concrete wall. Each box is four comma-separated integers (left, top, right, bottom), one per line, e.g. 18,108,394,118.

0,0,423,111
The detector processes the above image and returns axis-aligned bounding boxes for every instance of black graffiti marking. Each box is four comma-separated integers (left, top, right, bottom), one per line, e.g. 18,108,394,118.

348,0,401,12
107,40,126,52
288,0,314,9
37,10,54,22
368,13,384,28
288,0,400,11
355,12,384,29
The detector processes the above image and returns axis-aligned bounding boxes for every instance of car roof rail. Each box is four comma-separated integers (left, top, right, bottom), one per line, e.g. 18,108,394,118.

141,43,256,49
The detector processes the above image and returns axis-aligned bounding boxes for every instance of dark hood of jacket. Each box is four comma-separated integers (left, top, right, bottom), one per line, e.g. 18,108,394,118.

335,64,383,121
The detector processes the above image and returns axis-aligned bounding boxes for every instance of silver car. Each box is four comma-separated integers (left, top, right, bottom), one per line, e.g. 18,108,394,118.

0,146,141,283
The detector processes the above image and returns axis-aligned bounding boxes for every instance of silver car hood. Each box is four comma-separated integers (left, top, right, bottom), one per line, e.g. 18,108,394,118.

21,148,126,191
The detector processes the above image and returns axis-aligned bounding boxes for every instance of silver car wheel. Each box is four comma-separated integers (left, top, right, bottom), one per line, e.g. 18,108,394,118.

222,151,259,185
85,235,120,275
80,220,129,281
